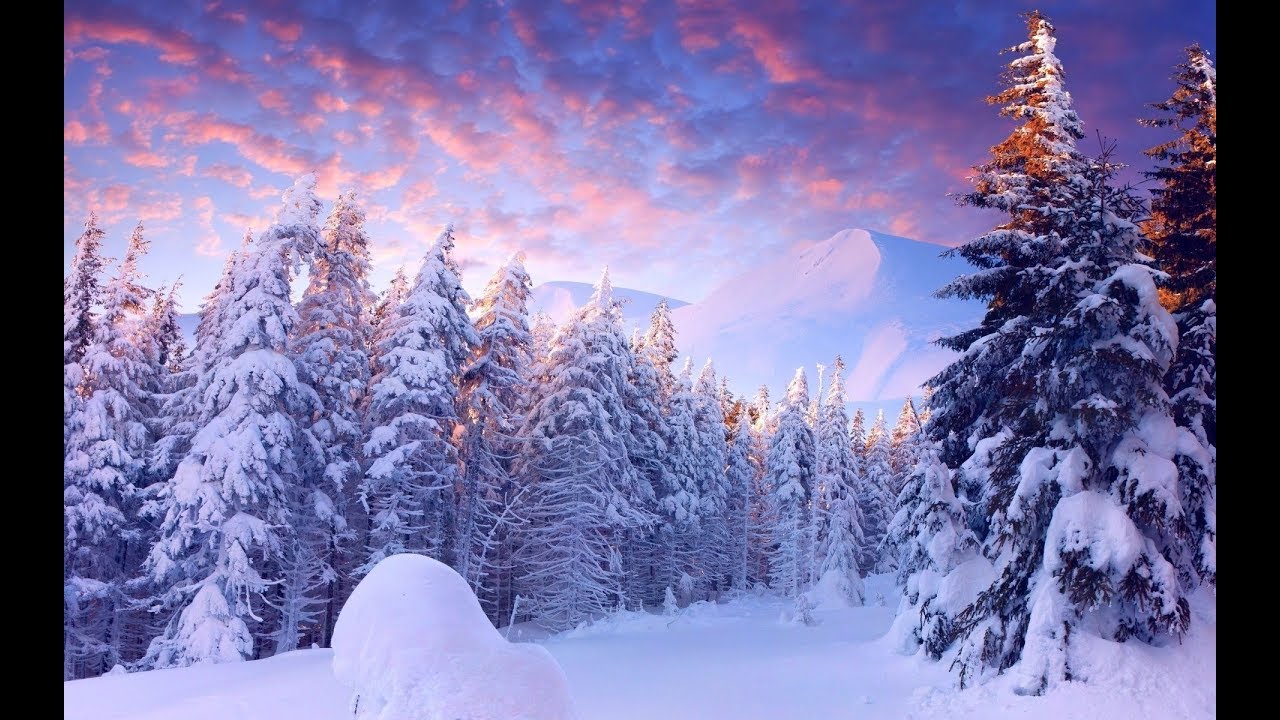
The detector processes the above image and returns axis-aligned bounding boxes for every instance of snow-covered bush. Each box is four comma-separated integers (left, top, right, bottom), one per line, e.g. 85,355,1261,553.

331,553,577,720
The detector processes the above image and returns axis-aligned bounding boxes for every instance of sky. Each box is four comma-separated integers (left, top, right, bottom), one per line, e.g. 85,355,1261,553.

64,0,1216,311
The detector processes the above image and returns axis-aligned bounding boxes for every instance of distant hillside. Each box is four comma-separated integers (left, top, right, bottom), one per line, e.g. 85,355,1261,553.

671,228,982,411
529,280,689,331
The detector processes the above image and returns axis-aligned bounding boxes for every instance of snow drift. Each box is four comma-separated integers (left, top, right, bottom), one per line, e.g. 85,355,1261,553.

331,553,577,720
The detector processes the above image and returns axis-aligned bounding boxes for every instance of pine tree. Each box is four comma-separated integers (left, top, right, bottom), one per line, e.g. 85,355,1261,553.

457,253,534,624
746,385,775,587
889,397,922,478
847,408,867,465
618,319,668,609
1141,44,1216,586
360,225,476,572
811,357,866,586
765,368,816,597
65,212,107,366
693,360,731,597
662,359,702,605
859,410,894,573
884,438,981,658
641,299,679,409
141,175,323,668
148,281,188,381
288,190,377,647
65,222,157,677
513,270,653,629
926,15,1207,691
149,243,246,491
725,412,756,592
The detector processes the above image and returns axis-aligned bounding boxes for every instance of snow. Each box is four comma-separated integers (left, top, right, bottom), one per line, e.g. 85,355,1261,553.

330,553,576,720
66,573,1215,720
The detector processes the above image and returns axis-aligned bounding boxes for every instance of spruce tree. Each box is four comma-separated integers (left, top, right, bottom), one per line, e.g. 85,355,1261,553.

619,323,669,609
64,212,107,366
141,175,323,667
1141,44,1216,586
725,412,756,592
884,438,981,658
662,359,703,604
859,410,894,573
693,360,731,596
360,225,476,571
513,270,652,629
65,222,157,677
926,15,1207,691
746,385,775,586
289,190,377,647
811,357,866,586
765,368,816,597
457,253,534,623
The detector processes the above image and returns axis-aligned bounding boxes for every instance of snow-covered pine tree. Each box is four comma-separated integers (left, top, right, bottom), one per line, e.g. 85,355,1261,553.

148,241,248,494
148,281,188,381
618,318,668,609
725,412,756,592
884,438,982,658
807,362,826,430
65,212,107,367
642,299,680,409
860,410,895,573
65,222,158,677
810,357,866,587
847,408,867,466
765,368,816,598
746,384,775,587
929,14,1209,692
513,270,653,630
889,397,922,485
360,225,477,572
370,266,410,336
141,175,324,668
288,190,376,647
1141,44,1216,587
457,252,534,624
662,359,703,605
813,496,865,607
693,360,731,597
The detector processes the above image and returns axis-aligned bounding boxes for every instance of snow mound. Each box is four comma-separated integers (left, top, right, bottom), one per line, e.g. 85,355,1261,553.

807,568,865,610
331,553,577,720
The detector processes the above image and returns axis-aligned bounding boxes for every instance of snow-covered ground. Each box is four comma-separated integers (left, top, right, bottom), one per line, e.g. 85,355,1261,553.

64,575,1215,720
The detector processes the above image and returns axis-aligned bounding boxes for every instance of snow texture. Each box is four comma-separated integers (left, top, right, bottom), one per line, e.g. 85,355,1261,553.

66,574,1215,720
331,553,577,720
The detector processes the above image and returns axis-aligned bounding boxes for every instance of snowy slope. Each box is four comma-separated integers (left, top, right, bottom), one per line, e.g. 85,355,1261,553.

671,229,982,411
63,575,1216,720
175,281,684,347
529,280,689,330
174,229,978,412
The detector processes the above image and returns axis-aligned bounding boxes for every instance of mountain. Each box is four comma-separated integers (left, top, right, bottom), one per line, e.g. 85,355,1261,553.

175,281,685,350
173,229,980,415
529,280,689,330
669,228,982,412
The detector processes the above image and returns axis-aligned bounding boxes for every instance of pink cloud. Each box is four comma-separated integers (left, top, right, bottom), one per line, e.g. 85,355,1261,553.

64,16,249,84
314,91,349,113
204,162,254,188
164,113,315,175
124,150,171,168
263,19,302,44
352,98,383,118
359,164,408,192
258,89,289,113
192,196,222,257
